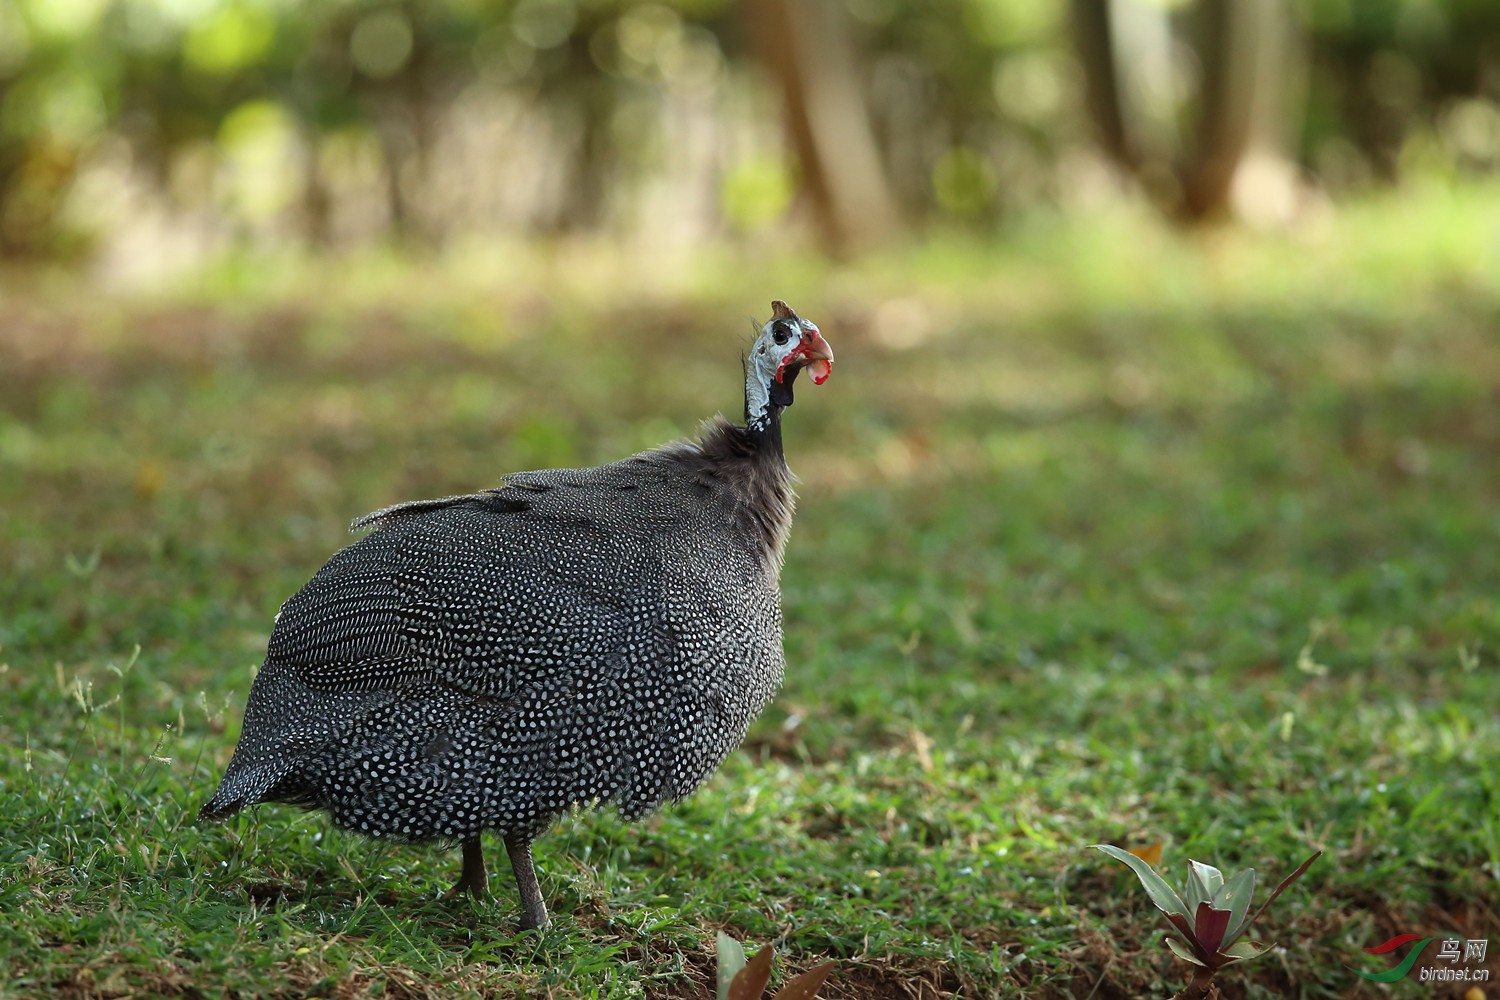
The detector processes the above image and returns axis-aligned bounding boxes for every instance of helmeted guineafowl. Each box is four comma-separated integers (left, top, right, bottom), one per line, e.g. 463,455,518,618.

199,301,833,930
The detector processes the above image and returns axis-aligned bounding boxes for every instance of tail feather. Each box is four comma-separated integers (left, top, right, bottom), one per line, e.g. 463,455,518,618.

197,790,245,822
197,758,291,822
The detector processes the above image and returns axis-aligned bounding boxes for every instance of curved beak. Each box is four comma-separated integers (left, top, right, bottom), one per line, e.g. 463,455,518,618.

797,327,834,385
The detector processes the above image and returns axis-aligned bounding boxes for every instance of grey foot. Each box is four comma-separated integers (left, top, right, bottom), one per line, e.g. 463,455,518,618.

505,834,550,931
445,837,488,899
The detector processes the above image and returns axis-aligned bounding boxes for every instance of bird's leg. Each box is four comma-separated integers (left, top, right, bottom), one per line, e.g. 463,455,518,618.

504,834,550,931
446,837,489,898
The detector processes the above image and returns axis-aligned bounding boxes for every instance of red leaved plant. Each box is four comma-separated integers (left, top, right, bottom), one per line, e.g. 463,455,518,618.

1091,845,1322,999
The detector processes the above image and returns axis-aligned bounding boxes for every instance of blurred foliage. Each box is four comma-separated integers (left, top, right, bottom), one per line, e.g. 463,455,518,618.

1,0,1499,256
1299,0,1500,182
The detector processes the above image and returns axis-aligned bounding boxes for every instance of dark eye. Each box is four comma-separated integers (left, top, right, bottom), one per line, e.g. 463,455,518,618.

772,324,791,345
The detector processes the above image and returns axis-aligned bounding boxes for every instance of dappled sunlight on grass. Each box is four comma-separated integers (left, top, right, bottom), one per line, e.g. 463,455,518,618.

3,187,1500,997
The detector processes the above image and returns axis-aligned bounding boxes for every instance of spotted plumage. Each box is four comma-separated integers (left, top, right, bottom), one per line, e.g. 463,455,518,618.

199,302,833,929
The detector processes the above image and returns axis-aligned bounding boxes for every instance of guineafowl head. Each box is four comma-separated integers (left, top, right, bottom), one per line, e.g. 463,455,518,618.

744,300,834,431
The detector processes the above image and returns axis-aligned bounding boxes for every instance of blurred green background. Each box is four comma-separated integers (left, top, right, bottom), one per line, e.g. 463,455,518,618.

2,0,1500,263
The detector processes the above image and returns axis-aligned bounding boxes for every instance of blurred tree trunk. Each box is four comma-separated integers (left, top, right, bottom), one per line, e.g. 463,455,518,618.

1071,0,1301,223
551,78,616,234
376,27,436,248
301,125,332,248
1070,0,1137,172
1178,0,1281,219
0,145,75,257
746,0,896,252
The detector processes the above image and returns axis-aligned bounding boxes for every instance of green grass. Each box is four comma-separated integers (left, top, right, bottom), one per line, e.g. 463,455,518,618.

3,185,1500,998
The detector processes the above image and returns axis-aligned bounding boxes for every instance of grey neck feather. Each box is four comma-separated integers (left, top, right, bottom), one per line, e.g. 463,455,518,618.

665,415,795,574
745,364,773,432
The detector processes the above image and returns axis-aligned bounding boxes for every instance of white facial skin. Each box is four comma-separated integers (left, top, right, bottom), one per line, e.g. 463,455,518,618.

745,307,833,431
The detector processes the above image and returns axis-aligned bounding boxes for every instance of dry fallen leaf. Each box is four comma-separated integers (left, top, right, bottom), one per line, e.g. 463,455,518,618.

1129,842,1164,866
